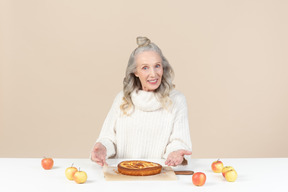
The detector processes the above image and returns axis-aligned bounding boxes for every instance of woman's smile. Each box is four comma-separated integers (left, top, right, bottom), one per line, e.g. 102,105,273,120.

147,79,158,84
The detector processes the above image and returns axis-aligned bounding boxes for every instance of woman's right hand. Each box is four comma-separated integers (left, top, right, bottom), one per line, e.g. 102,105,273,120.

91,142,108,166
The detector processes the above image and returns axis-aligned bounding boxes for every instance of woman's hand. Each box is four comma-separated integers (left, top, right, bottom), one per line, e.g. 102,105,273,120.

165,149,192,166
91,142,108,167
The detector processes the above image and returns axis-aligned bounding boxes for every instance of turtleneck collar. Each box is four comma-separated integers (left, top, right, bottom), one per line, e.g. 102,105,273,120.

131,90,162,111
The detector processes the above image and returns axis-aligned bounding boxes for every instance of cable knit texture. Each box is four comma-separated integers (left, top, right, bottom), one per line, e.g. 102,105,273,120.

96,89,192,160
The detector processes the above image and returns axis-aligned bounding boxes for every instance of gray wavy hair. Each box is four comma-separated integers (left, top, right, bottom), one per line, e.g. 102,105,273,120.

120,37,175,115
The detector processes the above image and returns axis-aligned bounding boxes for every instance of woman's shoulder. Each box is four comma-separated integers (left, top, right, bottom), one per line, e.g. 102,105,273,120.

115,90,124,98
108,91,124,111
169,89,186,101
113,91,124,102
169,89,188,109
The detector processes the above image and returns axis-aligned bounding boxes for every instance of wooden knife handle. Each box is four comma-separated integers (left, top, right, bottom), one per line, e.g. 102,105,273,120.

174,171,194,175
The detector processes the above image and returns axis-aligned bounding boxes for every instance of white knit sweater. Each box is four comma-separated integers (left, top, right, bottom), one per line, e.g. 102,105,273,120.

96,89,192,160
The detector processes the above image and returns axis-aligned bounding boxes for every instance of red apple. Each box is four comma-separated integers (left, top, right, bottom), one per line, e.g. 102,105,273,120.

41,157,54,170
192,172,206,186
211,159,224,173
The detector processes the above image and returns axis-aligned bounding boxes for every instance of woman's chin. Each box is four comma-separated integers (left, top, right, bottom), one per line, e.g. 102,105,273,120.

145,85,161,92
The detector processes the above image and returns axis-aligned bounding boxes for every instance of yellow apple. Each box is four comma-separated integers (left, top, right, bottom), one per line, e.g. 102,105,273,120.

65,164,78,180
225,169,237,182
222,166,234,177
73,169,87,184
211,159,224,173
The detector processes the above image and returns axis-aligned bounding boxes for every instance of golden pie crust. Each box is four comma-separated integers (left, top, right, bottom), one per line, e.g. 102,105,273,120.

117,160,162,176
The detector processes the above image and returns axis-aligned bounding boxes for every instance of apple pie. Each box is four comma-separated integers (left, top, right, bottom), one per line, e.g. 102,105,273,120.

117,160,162,176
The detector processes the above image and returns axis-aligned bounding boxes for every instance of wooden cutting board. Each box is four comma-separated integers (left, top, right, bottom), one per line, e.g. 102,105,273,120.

103,165,178,181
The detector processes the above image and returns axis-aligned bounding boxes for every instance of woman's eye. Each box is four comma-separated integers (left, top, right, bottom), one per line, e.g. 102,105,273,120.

156,64,161,68
143,66,148,70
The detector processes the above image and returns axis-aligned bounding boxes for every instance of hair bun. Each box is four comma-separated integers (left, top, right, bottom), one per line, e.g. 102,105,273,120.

136,36,151,47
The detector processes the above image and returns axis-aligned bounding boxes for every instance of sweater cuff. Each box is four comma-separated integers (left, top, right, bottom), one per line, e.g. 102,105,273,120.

163,140,192,159
97,139,116,159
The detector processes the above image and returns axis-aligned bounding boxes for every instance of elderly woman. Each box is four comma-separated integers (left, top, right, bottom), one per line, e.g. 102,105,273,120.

91,37,192,167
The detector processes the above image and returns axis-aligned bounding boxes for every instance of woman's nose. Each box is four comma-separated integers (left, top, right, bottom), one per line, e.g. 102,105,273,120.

149,68,156,77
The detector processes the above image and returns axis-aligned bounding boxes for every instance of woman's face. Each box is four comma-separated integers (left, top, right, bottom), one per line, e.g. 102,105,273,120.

134,51,163,92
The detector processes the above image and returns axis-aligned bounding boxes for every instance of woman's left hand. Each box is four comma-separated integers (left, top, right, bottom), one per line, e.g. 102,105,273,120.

165,150,192,166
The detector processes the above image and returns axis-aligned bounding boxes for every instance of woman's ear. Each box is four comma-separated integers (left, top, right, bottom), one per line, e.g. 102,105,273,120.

134,72,139,77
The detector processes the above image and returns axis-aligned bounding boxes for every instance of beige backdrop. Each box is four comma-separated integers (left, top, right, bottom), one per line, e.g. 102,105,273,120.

1,0,288,158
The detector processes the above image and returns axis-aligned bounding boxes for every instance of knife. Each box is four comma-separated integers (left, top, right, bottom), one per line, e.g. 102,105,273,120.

174,171,194,175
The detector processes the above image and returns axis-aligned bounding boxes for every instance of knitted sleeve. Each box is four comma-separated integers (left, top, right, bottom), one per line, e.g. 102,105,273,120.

96,91,123,158
163,93,192,159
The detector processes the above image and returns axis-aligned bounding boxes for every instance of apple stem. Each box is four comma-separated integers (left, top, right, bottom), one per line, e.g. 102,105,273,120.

71,163,74,167
79,167,81,172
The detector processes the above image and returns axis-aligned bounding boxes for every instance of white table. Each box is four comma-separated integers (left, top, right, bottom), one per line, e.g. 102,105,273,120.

1,158,287,192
